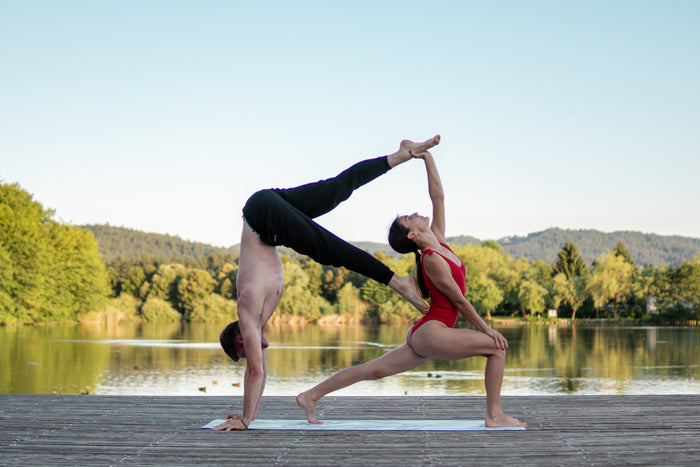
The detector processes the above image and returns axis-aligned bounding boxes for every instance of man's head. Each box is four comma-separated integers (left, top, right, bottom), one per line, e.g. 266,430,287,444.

220,321,245,362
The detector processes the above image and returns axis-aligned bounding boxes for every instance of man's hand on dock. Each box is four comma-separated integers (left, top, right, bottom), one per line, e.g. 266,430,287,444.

212,418,248,431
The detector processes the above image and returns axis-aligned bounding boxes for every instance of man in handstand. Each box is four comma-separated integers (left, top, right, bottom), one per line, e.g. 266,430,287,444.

215,136,441,430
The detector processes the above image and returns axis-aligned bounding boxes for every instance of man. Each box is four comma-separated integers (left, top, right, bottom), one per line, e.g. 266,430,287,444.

215,136,440,430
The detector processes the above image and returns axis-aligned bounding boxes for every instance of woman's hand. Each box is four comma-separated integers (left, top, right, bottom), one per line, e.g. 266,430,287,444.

409,149,432,160
484,328,508,351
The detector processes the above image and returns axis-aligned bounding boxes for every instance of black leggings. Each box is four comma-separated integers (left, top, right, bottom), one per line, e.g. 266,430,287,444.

242,156,394,285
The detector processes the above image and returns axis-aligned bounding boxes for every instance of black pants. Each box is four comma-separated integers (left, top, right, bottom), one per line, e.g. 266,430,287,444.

242,156,394,285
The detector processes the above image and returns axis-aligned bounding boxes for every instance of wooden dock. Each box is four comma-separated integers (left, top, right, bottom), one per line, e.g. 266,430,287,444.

2,394,699,465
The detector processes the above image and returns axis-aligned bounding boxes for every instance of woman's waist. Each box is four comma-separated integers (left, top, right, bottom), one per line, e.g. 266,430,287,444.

416,307,459,324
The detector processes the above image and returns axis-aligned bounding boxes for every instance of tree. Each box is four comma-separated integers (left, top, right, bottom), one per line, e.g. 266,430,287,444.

44,224,110,318
455,244,506,317
121,266,146,298
321,267,350,303
147,264,187,303
336,283,366,319
216,263,238,300
673,255,700,316
175,269,215,314
587,253,636,318
655,254,700,317
187,294,238,322
277,260,331,320
552,273,587,320
553,240,587,278
141,297,181,322
612,241,636,267
300,260,323,297
518,279,548,317
0,182,109,324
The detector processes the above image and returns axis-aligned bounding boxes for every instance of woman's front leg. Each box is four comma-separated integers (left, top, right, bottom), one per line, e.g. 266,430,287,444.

297,344,427,423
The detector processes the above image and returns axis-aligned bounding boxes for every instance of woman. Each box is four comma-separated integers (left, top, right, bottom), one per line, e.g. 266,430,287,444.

214,135,440,431
297,146,526,428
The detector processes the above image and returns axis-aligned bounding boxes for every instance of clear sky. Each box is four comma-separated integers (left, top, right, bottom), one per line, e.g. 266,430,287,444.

2,0,699,247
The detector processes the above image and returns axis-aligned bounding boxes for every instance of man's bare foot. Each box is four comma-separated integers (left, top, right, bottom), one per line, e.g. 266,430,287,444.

296,392,323,424
388,275,429,314
485,411,527,428
387,135,441,167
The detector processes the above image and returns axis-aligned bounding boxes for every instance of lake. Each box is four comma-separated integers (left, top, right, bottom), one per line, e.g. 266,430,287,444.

1,322,698,397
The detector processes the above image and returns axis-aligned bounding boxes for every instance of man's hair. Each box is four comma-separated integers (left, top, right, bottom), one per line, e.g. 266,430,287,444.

220,321,241,362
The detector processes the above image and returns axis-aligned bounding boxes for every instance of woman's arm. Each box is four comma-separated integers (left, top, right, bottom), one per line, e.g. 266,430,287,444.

413,152,446,243
422,254,508,350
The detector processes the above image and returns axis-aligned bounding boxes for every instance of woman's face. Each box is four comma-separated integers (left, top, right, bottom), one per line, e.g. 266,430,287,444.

398,212,430,233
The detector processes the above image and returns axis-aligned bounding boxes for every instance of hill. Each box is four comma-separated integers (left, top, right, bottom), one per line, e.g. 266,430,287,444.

491,228,700,266
82,224,699,266
81,224,238,262
410,229,697,266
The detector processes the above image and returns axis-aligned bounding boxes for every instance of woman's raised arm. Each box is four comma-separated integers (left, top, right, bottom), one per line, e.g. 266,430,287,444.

412,150,446,243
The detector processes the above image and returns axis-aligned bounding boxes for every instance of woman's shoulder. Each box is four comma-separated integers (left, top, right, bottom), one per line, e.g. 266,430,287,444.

420,249,450,268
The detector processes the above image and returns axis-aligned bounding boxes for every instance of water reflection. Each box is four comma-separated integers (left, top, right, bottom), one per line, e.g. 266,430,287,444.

1,323,698,396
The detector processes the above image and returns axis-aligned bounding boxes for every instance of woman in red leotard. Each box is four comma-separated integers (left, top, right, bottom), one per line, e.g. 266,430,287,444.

297,141,526,429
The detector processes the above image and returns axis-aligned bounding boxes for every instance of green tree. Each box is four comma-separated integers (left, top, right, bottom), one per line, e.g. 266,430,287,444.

552,273,587,320
674,255,700,314
336,283,367,319
121,266,146,297
455,244,505,318
377,298,421,324
301,260,323,297
187,294,238,322
587,252,636,318
0,246,15,315
321,267,350,303
45,224,110,319
0,183,51,322
0,182,109,324
277,260,331,320
612,241,636,267
106,267,121,297
147,263,187,304
141,297,181,322
655,255,700,317
553,240,587,278
518,279,548,317
216,262,238,300
175,269,215,314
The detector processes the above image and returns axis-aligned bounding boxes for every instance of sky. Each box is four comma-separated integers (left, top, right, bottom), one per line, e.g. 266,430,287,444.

2,0,699,248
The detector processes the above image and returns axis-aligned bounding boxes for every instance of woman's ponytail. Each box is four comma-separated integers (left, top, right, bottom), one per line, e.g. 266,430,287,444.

413,250,430,299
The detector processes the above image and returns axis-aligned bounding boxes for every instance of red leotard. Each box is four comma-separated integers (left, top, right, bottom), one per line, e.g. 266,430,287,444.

410,243,466,335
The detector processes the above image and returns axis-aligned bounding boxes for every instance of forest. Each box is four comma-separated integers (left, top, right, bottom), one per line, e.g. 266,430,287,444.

2,182,699,325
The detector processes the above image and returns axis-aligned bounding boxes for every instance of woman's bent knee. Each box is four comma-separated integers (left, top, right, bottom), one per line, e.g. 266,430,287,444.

488,348,507,360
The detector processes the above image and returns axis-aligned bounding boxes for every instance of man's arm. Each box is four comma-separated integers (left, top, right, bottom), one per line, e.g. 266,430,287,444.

213,316,267,431
251,346,267,419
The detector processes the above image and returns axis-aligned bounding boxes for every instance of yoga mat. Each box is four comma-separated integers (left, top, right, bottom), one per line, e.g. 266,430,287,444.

202,419,525,431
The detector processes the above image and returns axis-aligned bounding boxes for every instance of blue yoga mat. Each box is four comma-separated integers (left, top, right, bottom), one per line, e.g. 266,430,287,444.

202,419,525,431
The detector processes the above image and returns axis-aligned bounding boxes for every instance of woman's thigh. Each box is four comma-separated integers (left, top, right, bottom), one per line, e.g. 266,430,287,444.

411,321,501,361
360,343,429,380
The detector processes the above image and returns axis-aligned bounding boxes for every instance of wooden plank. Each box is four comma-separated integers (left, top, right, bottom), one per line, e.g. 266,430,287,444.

1,395,699,465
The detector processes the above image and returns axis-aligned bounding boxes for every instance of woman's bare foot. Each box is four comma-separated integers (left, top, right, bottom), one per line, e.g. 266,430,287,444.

388,275,429,314
387,135,441,167
485,411,527,428
296,392,323,424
